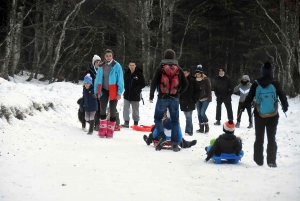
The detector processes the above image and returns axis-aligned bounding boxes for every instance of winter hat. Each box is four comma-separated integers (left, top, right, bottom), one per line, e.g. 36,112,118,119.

261,61,273,76
223,120,235,134
83,73,93,84
163,118,172,130
241,75,250,82
92,55,101,65
210,138,216,146
195,67,203,74
164,49,176,60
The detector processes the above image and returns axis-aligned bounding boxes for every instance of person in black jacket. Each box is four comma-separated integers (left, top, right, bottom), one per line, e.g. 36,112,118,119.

179,67,200,136
205,120,242,162
240,62,289,168
149,49,188,152
212,68,234,125
122,61,146,127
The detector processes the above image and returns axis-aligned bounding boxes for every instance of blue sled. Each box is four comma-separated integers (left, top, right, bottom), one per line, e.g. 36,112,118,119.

212,153,242,164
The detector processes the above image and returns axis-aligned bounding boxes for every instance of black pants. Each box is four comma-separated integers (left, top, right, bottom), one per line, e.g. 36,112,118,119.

254,115,279,164
99,88,118,122
94,99,101,126
237,102,252,123
216,99,233,121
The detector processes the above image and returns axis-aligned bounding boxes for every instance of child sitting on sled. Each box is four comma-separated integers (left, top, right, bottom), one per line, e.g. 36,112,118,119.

143,109,197,149
204,120,243,162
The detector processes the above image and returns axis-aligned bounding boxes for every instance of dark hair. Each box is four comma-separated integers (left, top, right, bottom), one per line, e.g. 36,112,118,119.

104,49,114,56
129,60,136,64
182,67,190,72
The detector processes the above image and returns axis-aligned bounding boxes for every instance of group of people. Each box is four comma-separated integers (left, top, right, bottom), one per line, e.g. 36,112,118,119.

79,47,289,167
80,49,146,138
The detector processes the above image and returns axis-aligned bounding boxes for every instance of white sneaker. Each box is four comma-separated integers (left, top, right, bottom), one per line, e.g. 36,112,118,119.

82,127,88,132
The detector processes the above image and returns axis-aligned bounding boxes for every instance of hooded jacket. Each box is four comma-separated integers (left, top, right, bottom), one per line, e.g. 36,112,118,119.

233,75,252,103
123,67,146,101
241,75,289,117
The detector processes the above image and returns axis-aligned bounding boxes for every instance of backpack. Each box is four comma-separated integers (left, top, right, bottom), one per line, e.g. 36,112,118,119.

255,80,278,118
159,64,179,95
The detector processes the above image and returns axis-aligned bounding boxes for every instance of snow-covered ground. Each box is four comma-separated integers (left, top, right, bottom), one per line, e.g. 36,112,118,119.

1,72,300,201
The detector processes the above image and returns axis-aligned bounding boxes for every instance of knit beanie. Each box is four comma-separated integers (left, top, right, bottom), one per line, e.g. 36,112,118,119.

164,49,176,59
261,61,273,76
92,55,101,65
163,118,172,130
195,67,203,74
223,120,235,134
83,73,93,85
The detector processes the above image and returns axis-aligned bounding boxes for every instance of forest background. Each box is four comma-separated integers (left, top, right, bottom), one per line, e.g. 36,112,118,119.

0,0,299,96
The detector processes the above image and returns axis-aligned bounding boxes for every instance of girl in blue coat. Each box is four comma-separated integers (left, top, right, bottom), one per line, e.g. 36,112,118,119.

80,73,98,134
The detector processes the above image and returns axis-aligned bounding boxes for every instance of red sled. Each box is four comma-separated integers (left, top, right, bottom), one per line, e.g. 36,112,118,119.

131,125,154,132
153,140,172,148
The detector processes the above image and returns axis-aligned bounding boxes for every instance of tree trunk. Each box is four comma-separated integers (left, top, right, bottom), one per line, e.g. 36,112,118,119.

9,5,24,77
161,0,175,50
0,0,17,80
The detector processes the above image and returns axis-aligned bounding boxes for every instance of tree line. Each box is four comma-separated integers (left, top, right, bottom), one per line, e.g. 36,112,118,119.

0,0,299,96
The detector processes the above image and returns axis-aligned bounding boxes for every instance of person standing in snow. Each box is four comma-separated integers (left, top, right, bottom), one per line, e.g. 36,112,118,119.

149,49,188,152
122,60,146,128
194,65,212,133
86,55,104,131
94,49,124,138
179,67,200,136
240,62,289,168
233,75,253,128
212,68,234,125
80,74,98,135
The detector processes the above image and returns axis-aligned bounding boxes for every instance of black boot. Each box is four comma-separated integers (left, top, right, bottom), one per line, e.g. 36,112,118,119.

172,144,181,152
143,133,153,145
87,120,94,135
181,138,197,148
122,121,129,128
204,123,209,133
196,123,204,133
94,112,100,131
134,121,138,126
214,120,221,125
247,122,253,128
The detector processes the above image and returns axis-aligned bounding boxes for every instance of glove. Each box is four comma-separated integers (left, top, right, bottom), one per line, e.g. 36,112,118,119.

79,108,84,112
283,107,288,113
204,158,209,162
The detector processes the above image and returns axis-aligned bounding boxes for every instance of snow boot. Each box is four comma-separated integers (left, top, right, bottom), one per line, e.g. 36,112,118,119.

155,136,167,151
134,121,138,126
106,121,116,138
247,122,253,128
98,119,107,138
214,120,221,125
204,122,209,133
143,133,153,146
181,138,197,148
235,122,240,128
172,144,181,152
122,121,129,128
196,123,204,133
87,120,94,135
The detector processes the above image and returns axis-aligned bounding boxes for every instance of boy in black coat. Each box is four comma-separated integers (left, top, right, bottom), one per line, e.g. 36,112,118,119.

205,120,242,162
240,62,289,167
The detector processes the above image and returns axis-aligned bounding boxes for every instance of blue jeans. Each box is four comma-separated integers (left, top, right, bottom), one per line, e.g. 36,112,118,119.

196,100,210,123
154,98,179,145
183,111,193,135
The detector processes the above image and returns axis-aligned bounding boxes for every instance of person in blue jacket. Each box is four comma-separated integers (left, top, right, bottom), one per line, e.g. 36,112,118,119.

94,49,124,138
80,73,98,135
143,110,197,149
